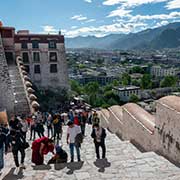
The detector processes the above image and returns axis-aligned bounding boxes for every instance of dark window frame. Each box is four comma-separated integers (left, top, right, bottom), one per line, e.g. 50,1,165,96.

32,40,39,49
49,41,57,49
33,52,40,62
21,42,28,49
34,64,41,74
50,64,58,73
49,52,58,62
22,52,29,63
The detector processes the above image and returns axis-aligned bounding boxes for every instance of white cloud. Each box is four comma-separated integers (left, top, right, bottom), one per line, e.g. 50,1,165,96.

86,19,96,23
41,25,58,34
62,22,148,38
103,0,167,7
107,7,132,17
84,0,92,3
71,26,78,29
155,20,169,27
166,0,180,9
71,14,88,21
129,11,180,21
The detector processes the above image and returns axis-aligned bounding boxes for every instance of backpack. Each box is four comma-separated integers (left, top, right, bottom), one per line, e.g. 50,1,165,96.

53,118,59,125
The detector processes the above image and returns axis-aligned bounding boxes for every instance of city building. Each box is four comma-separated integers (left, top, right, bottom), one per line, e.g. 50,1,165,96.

150,66,177,78
113,86,141,102
0,25,69,90
0,23,69,115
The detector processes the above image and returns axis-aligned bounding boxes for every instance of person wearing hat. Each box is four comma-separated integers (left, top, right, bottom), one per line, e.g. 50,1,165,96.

48,145,68,164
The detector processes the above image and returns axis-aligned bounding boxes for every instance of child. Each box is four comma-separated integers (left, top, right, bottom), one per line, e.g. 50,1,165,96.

48,145,68,164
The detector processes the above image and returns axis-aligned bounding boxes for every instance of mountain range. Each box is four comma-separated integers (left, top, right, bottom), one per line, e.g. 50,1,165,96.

65,22,180,50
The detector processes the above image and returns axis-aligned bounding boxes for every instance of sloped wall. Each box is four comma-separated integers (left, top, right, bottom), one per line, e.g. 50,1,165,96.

0,34,14,115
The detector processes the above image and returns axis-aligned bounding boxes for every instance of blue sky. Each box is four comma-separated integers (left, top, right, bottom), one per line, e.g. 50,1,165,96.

0,0,180,37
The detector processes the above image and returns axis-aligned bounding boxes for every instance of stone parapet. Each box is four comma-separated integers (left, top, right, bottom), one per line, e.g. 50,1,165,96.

99,95,180,164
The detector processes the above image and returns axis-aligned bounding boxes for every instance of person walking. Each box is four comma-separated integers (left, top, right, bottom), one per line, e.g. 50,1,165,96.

30,116,36,140
53,114,62,143
66,121,82,162
47,113,53,138
9,130,26,174
91,123,106,159
0,124,9,174
20,118,28,139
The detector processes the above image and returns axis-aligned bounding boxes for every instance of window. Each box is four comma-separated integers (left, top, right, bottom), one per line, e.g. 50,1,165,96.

21,42,28,49
49,41,56,49
34,65,41,74
32,40,39,49
22,52,29,63
50,64,58,73
49,52,57,62
33,52,40,62
24,65,30,74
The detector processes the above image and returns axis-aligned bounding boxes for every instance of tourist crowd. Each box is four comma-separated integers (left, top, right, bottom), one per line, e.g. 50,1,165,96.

0,107,107,175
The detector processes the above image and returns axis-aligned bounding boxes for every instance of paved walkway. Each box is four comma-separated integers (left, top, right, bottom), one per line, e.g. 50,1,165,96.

1,125,180,180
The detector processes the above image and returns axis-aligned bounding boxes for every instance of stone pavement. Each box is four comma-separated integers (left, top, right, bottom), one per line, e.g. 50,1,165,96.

1,125,180,180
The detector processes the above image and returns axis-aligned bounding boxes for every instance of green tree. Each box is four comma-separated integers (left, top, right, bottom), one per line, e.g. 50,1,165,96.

131,79,140,86
129,94,139,103
84,82,99,95
140,74,152,89
112,79,119,86
121,73,131,86
160,76,178,87
104,90,119,102
70,80,82,95
131,66,145,74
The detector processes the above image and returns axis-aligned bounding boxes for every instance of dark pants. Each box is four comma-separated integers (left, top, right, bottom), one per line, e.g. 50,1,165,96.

37,131,44,138
94,142,106,159
47,126,53,138
54,127,62,140
12,148,25,167
30,125,36,140
69,143,80,162
81,125,86,136
21,132,27,140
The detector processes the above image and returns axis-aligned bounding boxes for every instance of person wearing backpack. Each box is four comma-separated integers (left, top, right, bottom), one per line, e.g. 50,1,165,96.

9,130,27,175
53,114,62,142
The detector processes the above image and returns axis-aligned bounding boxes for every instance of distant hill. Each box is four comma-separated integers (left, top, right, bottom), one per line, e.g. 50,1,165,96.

65,34,125,49
65,22,180,50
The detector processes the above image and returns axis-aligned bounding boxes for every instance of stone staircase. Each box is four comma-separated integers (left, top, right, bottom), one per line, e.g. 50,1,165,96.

8,65,30,115
1,125,180,179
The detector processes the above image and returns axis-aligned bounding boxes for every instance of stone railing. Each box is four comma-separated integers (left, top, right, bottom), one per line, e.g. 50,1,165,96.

16,56,39,113
98,95,180,164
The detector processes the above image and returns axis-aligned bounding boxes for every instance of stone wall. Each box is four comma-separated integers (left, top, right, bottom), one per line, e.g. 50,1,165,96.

0,34,14,115
99,95,180,164
155,96,180,164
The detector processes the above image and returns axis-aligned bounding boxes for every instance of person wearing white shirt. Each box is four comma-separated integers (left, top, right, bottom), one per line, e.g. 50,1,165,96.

66,121,81,162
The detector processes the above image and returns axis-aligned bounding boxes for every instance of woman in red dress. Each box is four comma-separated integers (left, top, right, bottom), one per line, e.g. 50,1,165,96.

31,137,54,165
